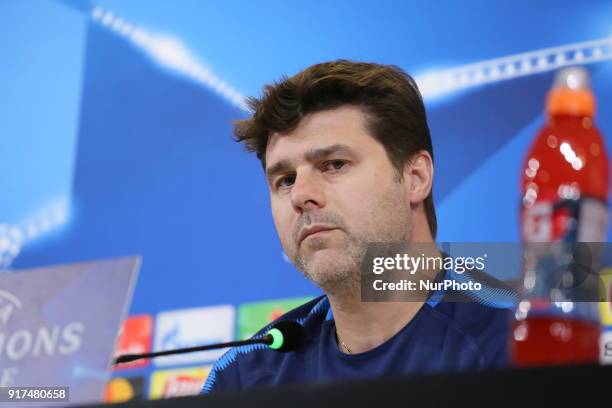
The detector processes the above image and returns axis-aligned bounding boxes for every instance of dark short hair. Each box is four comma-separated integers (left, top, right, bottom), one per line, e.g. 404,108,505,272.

234,60,437,238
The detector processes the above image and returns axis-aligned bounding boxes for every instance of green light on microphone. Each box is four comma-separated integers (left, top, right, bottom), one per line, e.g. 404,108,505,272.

268,328,284,349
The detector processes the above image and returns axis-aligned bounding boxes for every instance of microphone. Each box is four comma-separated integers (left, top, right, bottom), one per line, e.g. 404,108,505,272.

114,320,304,365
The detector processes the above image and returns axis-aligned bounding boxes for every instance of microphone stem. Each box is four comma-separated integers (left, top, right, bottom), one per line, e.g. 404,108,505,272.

115,336,270,364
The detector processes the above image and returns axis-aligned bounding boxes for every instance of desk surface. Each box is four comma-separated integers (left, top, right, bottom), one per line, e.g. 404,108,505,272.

84,364,611,408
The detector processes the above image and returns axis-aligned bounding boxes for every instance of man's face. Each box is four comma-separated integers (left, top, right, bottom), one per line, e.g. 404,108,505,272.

265,106,414,293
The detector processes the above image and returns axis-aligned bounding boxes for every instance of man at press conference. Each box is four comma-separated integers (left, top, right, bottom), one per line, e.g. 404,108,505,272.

201,60,510,393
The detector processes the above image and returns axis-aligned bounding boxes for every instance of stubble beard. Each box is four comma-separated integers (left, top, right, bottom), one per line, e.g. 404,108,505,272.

289,180,413,298
295,232,364,297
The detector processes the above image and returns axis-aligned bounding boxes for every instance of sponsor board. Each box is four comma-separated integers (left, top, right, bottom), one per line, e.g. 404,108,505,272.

154,305,234,366
104,376,145,403
599,269,612,326
601,329,612,365
237,297,312,339
149,366,210,399
113,315,153,369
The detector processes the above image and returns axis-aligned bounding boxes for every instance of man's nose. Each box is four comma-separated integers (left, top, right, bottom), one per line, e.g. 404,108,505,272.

290,171,325,213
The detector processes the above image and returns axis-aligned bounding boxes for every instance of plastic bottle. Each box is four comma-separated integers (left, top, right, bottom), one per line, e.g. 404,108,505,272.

511,67,609,366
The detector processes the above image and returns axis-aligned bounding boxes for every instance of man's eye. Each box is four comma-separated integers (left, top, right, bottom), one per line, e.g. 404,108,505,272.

276,175,296,189
323,160,348,172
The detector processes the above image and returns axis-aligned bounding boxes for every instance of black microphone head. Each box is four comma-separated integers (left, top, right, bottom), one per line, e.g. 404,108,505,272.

266,320,304,352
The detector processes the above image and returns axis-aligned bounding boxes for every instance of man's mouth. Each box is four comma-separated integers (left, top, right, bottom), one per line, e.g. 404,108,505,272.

298,225,338,244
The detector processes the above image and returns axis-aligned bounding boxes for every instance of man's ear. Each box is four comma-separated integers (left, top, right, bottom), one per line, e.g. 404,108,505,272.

402,150,434,205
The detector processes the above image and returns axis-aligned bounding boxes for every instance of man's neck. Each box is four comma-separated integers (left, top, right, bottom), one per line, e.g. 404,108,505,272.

327,242,442,354
328,294,425,354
